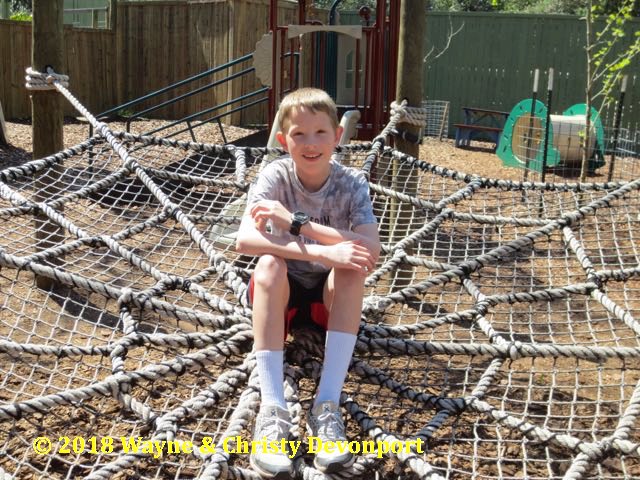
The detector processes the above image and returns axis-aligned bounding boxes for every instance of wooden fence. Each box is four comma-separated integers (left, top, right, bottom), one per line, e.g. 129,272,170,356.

1,8,639,130
0,0,296,124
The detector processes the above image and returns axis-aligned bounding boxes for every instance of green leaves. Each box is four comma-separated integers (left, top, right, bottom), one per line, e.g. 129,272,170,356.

9,11,30,21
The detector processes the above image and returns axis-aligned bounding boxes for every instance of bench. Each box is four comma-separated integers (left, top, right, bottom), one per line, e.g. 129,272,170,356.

454,124,503,149
454,106,510,150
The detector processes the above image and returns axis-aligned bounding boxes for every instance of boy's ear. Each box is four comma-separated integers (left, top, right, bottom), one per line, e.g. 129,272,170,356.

276,131,288,151
335,125,344,144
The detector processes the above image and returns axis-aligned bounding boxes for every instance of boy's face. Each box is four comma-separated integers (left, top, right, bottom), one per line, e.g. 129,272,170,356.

276,107,343,179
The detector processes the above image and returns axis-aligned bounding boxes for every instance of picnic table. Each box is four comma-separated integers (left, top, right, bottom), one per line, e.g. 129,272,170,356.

454,107,510,150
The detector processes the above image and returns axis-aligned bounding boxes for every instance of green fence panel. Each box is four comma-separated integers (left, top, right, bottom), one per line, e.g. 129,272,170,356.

424,12,640,133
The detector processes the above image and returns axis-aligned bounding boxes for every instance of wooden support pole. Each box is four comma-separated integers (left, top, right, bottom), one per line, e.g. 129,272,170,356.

390,0,426,288
109,0,118,31
32,0,65,289
395,0,426,170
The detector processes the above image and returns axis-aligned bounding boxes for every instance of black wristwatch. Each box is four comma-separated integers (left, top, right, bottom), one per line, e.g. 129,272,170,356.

289,211,309,236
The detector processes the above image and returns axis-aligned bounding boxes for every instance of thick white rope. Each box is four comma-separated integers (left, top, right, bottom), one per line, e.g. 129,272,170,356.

0,75,637,480
25,66,69,90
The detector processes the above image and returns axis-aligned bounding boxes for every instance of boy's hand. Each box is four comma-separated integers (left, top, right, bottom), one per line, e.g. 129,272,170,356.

319,241,376,274
250,200,292,232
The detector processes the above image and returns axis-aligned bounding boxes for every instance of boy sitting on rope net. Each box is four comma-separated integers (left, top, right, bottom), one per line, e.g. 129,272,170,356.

235,88,380,478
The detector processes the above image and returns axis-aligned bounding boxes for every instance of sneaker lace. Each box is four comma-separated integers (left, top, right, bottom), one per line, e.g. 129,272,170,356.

260,415,292,442
315,410,345,440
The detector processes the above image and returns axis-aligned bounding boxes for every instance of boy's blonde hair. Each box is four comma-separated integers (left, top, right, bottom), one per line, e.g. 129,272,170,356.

277,88,339,131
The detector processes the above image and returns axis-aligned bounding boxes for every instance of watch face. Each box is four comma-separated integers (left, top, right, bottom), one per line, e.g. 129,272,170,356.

290,211,309,236
293,212,309,223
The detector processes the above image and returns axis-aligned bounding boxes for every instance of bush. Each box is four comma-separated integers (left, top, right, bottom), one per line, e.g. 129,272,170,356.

10,11,31,21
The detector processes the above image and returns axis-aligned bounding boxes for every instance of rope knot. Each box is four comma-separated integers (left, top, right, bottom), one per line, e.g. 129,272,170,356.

508,341,524,360
390,99,429,128
117,288,134,310
25,67,70,91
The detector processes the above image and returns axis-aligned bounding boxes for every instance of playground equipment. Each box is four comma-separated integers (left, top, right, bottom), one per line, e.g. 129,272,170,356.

265,0,400,138
498,99,606,173
2,66,640,480
91,0,399,144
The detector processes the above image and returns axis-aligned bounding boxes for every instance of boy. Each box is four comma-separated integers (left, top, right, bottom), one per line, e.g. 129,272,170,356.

235,88,380,478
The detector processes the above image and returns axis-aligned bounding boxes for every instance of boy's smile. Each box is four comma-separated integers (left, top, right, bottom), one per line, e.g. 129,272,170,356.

276,107,343,192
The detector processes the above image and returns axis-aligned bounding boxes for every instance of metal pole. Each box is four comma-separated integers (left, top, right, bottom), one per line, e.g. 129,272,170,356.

521,69,539,206
540,68,554,184
523,69,539,182
32,0,65,289
607,75,627,182
539,68,553,216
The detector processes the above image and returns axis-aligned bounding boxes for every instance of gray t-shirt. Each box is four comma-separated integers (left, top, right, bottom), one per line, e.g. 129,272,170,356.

245,157,377,288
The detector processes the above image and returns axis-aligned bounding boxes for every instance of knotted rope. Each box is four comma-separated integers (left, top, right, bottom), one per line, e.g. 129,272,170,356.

25,66,70,90
0,75,638,480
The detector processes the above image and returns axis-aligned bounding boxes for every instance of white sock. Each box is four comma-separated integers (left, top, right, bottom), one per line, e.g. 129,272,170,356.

255,350,287,409
314,331,357,406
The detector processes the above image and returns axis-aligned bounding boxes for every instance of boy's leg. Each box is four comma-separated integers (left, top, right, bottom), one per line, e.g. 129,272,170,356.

252,255,290,408
316,268,362,405
306,268,363,473
252,255,290,351
250,255,294,479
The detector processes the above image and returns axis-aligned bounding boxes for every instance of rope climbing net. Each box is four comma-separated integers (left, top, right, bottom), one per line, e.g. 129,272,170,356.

1,73,640,480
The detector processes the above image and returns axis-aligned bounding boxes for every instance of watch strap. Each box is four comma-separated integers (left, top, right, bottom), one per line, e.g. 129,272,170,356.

289,212,308,236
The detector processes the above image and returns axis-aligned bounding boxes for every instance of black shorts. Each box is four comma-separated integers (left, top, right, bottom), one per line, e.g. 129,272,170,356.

247,272,330,337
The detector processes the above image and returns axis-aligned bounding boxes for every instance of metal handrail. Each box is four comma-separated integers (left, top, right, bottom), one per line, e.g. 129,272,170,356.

125,66,257,131
144,88,269,138
149,95,270,143
94,51,298,142
96,53,254,120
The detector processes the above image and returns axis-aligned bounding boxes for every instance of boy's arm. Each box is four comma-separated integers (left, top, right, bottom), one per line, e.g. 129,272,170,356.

235,214,376,272
300,221,380,262
352,222,380,261
248,199,380,261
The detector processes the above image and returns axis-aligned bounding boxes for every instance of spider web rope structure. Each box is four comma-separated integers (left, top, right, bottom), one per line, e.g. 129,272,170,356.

1,78,640,480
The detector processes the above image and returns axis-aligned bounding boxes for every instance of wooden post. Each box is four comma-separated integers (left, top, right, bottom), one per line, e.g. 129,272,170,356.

391,0,426,288
32,0,65,289
395,0,426,166
109,0,118,31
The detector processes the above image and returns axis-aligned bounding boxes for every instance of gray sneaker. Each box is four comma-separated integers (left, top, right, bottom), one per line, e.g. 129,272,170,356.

306,401,355,473
250,405,294,479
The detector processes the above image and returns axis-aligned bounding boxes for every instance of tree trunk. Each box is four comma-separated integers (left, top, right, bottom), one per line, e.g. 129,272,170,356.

390,0,426,288
32,0,66,289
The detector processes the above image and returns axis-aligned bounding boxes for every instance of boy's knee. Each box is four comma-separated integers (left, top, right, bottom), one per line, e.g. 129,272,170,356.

333,268,366,288
254,255,287,288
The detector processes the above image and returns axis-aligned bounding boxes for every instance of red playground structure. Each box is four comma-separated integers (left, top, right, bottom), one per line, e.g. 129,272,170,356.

266,0,400,139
